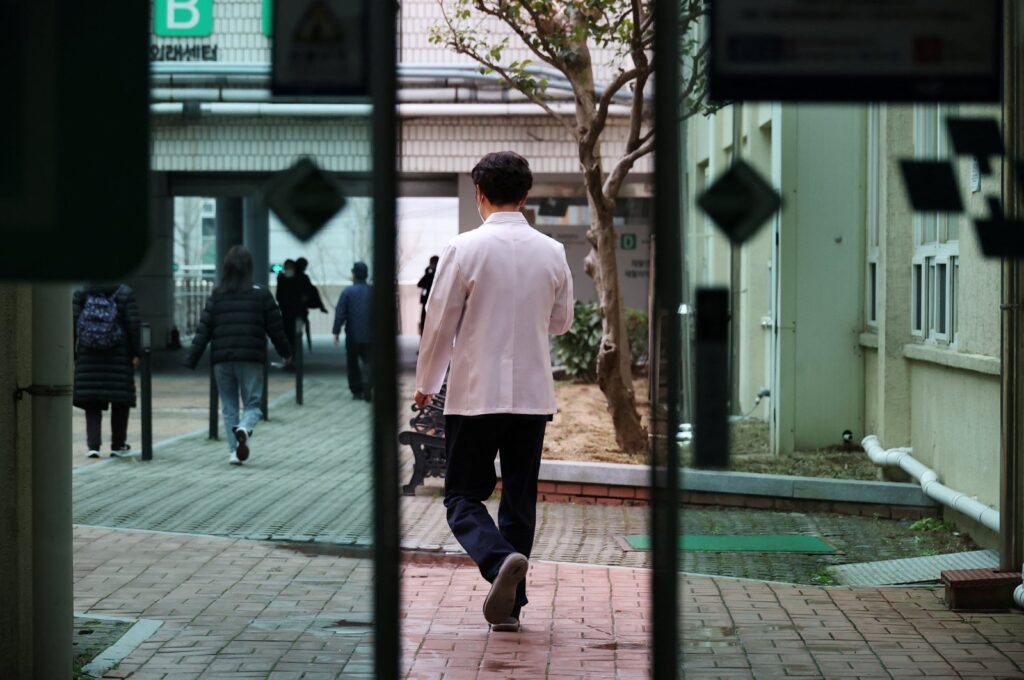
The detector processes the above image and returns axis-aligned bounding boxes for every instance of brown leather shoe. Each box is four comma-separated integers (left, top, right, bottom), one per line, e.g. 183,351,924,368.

483,553,528,625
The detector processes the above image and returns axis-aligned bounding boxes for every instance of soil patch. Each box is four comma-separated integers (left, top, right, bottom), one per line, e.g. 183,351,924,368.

546,382,881,481
544,379,650,464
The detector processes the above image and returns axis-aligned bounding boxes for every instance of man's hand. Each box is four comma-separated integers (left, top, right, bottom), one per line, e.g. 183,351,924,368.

282,356,293,367
333,334,340,347
132,356,141,370
414,390,434,409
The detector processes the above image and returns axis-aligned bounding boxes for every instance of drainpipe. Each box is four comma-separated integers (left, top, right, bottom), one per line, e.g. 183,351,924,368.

729,105,743,418
1000,0,1024,580
862,436,1000,532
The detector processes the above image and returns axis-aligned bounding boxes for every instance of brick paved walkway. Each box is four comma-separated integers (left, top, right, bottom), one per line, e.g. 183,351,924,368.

75,525,1024,679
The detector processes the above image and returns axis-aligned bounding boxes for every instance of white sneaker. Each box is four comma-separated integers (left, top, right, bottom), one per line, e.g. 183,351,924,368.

229,454,242,466
86,450,100,459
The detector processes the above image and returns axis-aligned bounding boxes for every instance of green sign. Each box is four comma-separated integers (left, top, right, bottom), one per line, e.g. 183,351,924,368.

154,0,213,36
620,233,638,250
263,0,273,36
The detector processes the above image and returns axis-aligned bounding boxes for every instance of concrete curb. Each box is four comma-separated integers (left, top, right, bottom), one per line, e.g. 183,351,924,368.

77,613,163,678
496,459,939,508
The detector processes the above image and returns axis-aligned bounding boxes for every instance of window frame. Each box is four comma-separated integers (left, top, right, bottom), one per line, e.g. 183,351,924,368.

911,104,960,346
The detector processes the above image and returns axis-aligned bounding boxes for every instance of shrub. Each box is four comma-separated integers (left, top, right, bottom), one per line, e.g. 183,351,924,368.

553,301,650,382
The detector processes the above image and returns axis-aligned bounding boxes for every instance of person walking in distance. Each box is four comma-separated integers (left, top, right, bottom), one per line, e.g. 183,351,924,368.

73,282,142,458
188,245,292,465
333,261,373,401
415,151,574,632
417,255,440,335
275,259,302,362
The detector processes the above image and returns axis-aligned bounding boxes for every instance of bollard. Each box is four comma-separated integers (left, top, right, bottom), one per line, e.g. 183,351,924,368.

295,317,304,406
140,323,153,461
694,287,730,468
209,359,219,440
261,354,269,421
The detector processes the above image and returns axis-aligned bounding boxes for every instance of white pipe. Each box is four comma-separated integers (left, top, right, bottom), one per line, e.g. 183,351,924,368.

862,435,1000,532
150,102,632,118
1016,582,1024,608
149,87,544,104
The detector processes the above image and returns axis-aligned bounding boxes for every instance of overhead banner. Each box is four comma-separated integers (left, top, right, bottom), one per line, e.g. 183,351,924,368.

709,0,1001,103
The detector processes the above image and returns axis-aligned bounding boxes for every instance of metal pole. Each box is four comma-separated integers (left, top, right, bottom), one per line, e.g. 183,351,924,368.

295,318,304,406
209,360,219,440
31,284,73,679
652,0,682,675
262,356,269,421
1000,0,1024,574
140,323,153,461
371,0,400,675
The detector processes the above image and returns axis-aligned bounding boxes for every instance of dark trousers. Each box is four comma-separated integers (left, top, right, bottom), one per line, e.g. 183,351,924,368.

346,342,372,397
443,414,548,618
85,403,130,451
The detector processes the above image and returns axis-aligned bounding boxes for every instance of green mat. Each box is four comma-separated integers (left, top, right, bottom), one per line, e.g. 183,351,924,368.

624,534,836,553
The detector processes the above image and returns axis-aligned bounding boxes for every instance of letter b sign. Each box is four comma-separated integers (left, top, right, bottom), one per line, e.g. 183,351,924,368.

155,0,213,36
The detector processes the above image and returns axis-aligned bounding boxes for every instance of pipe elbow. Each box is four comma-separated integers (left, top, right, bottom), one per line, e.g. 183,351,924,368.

1014,583,1024,609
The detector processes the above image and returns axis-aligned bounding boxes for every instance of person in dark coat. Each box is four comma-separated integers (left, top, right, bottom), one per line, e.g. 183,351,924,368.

73,283,142,458
296,257,329,352
276,259,302,357
333,261,373,401
188,245,292,465
417,255,440,335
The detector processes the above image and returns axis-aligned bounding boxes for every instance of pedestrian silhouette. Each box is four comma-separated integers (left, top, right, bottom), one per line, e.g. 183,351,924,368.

188,245,292,465
333,261,373,401
73,283,142,458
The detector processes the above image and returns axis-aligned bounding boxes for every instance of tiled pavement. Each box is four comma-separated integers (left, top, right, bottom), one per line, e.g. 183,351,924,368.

75,525,1024,679
71,370,1024,678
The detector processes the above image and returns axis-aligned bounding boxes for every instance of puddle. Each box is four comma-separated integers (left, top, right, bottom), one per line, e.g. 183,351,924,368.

275,542,373,559
589,641,650,651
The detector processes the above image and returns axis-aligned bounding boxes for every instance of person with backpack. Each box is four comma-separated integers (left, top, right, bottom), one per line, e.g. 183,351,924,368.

188,245,292,465
73,283,142,458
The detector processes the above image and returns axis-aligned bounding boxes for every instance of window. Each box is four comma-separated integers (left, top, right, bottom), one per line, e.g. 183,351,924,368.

866,106,880,327
911,105,959,344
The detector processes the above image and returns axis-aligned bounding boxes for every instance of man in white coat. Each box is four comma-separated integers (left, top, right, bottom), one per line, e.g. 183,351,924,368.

415,151,574,632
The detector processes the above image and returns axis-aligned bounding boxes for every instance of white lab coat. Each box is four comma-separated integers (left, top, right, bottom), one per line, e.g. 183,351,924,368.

416,211,575,416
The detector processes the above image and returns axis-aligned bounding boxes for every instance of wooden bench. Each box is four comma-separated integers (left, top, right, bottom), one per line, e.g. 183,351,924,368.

399,383,448,495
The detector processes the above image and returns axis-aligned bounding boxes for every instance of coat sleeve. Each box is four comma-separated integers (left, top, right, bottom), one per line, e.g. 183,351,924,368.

264,290,293,359
548,246,575,336
123,287,142,357
332,289,348,336
186,294,215,369
416,243,466,395
72,290,83,354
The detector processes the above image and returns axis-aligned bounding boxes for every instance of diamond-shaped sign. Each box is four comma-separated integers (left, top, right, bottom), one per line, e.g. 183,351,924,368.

697,161,781,245
265,157,347,241
899,160,964,214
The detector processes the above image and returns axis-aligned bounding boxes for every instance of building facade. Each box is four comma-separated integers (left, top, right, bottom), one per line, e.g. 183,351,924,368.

686,101,1003,544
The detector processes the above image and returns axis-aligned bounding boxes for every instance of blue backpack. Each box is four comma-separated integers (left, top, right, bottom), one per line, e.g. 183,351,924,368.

77,287,125,350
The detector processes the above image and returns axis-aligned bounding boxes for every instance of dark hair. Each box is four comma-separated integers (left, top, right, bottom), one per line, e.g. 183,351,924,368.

429,255,439,264
218,245,253,294
296,257,309,272
471,151,533,205
284,259,296,268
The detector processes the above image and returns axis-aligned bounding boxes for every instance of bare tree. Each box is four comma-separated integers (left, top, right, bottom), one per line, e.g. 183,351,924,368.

174,197,206,269
431,0,714,453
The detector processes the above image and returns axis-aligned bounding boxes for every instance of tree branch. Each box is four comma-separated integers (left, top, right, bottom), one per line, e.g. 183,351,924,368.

436,2,577,138
602,138,655,199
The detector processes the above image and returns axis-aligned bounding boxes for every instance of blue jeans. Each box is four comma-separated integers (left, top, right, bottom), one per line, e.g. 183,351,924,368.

214,361,264,453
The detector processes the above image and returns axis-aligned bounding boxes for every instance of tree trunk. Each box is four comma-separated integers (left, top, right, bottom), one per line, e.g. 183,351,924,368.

583,191,649,454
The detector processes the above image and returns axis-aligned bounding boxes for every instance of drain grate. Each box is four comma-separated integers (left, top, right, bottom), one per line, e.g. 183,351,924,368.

827,550,999,586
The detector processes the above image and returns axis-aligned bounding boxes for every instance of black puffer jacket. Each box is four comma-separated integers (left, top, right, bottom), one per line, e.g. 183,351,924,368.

187,285,292,368
72,285,141,409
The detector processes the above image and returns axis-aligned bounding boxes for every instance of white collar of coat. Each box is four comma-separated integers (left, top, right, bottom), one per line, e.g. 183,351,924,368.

482,211,530,226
